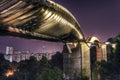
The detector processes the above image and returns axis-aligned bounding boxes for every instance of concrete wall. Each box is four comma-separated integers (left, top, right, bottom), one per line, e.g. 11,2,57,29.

63,42,91,79
80,42,91,78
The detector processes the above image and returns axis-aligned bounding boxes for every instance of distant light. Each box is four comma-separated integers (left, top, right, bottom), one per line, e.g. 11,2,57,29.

112,44,116,48
105,42,110,45
87,43,91,46
73,42,78,47
6,70,14,77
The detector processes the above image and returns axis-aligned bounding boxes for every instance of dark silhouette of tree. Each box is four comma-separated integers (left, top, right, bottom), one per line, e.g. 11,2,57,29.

51,52,63,70
107,38,116,43
36,55,63,80
97,34,120,80
36,67,62,80
18,56,38,80
0,53,11,77
113,34,120,73
27,56,38,80
38,56,51,74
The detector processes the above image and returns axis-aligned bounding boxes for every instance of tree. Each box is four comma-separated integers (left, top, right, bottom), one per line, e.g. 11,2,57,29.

37,56,62,80
99,60,109,80
27,56,38,80
51,52,63,70
0,53,11,77
77,71,89,80
107,38,116,43
38,56,51,74
113,34,120,73
36,67,62,80
18,56,38,80
17,60,29,80
39,56,50,68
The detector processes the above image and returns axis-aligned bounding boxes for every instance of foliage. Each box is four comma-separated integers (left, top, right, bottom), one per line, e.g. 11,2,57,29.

36,67,62,80
4,54,63,80
0,53,11,77
107,38,116,43
50,52,63,70
91,34,120,80
78,71,89,80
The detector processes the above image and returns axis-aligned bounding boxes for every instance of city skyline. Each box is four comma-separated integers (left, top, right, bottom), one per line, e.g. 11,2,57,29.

0,0,120,53
0,37,63,53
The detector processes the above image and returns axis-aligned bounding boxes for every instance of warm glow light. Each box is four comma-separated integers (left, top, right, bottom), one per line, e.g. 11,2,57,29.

73,42,78,47
112,44,116,48
6,70,14,77
87,43,91,46
105,42,110,45
7,27,15,32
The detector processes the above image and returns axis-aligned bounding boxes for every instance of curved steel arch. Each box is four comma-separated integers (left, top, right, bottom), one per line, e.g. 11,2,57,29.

0,0,85,42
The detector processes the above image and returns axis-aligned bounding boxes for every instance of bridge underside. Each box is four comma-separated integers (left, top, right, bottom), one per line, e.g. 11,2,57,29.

0,0,84,42
0,0,91,79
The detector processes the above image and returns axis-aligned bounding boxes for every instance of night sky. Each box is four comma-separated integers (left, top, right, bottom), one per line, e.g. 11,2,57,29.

0,0,120,53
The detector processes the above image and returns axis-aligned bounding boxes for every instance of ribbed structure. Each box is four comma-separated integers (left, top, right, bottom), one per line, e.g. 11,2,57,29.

0,0,84,42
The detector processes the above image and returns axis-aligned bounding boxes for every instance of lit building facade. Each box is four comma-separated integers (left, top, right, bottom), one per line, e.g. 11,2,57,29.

4,49,32,62
33,52,55,61
6,46,13,54
4,46,14,62
12,50,32,62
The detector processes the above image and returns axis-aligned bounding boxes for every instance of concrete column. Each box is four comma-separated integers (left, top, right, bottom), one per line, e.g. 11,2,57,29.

63,43,82,79
101,44,107,61
80,42,91,79
63,42,91,80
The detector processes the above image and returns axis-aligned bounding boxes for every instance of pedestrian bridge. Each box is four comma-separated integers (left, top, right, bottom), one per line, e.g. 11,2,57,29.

0,0,84,42
0,0,90,79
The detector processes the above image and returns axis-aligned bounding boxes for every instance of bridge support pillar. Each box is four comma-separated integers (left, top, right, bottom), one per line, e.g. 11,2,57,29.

63,42,91,80
80,42,91,79
63,43,82,79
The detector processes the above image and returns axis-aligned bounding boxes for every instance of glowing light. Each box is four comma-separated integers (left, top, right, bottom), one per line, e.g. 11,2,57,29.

105,42,110,45
112,44,116,48
87,43,92,46
73,42,78,47
6,70,14,77
7,27,15,32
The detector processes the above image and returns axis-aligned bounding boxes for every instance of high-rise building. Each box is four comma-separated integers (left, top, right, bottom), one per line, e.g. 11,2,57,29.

12,50,31,62
12,50,21,62
4,46,14,62
6,46,13,54
33,52,55,61
42,46,47,53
